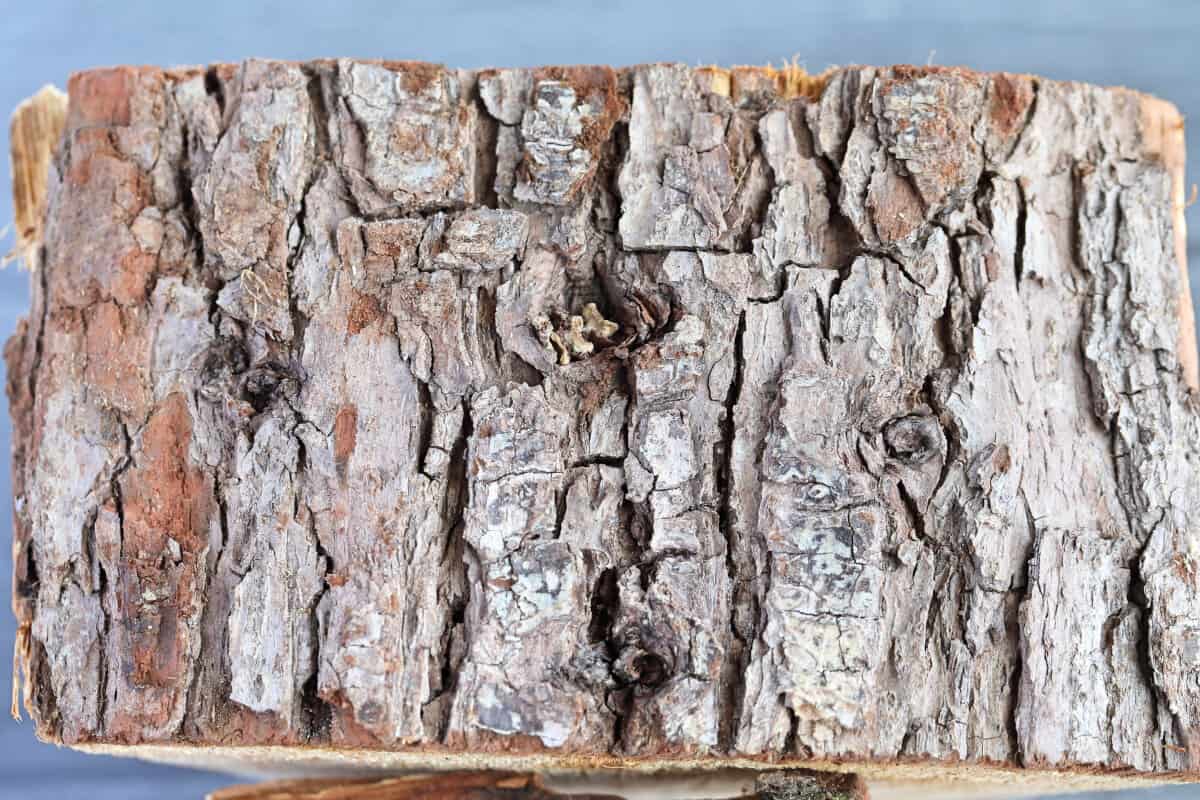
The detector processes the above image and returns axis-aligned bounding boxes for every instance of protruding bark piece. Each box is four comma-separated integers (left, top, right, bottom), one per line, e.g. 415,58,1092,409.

7,60,1200,797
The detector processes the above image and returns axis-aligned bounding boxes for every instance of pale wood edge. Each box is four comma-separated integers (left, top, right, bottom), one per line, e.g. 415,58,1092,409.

8,84,66,269
8,84,66,722
1140,94,1198,391
71,743,1195,800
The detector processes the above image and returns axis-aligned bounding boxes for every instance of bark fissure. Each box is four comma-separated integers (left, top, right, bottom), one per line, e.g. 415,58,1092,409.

430,400,473,742
718,310,747,752
1013,179,1028,287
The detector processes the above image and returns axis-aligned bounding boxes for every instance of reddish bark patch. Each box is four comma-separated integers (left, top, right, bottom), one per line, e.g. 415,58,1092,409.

83,301,148,419
988,73,1035,143
531,66,625,153
868,169,925,244
107,393,212,739
66,67,137,128
55,130,155,308
334,404,358,481
347,292,384,336
888,63,980,83
362,219,423,261
876,67,986,208
119,394,208,664
380,60,447,95
322,689,388,748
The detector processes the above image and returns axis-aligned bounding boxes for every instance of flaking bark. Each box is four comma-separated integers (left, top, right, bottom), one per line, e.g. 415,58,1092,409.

7,58,1200,789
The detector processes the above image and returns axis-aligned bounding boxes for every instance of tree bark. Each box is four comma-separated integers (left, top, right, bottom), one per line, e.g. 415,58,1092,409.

7,59,1200,794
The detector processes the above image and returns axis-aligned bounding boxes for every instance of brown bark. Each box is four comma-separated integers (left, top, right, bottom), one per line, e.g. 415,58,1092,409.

7,59,1200,795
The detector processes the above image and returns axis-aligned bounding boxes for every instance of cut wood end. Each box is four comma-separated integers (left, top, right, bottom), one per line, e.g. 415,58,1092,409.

8,84,67,270
696,62,833,102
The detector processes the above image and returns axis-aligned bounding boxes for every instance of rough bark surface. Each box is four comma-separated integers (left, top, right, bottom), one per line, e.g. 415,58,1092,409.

8,59,1200,786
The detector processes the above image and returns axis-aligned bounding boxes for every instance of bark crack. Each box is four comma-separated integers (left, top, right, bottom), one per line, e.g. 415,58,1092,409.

718,310,747,751
1013,178,1028,287
429,398,473,742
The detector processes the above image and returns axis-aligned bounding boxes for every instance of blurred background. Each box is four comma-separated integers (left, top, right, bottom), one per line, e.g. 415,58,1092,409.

1,1,1198,798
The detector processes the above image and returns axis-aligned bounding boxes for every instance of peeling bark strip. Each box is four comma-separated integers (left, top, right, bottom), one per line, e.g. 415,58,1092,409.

7,58,1200,786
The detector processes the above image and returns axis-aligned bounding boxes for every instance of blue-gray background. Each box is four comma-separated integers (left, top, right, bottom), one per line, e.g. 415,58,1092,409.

1,2,1198,798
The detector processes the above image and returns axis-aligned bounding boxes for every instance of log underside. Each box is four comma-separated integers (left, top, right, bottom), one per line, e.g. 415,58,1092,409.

204,768,869,800
7,58,1200,794
75,743,1189,798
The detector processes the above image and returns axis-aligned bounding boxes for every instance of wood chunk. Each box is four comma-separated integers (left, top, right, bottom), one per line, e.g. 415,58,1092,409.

6,60,1200,796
